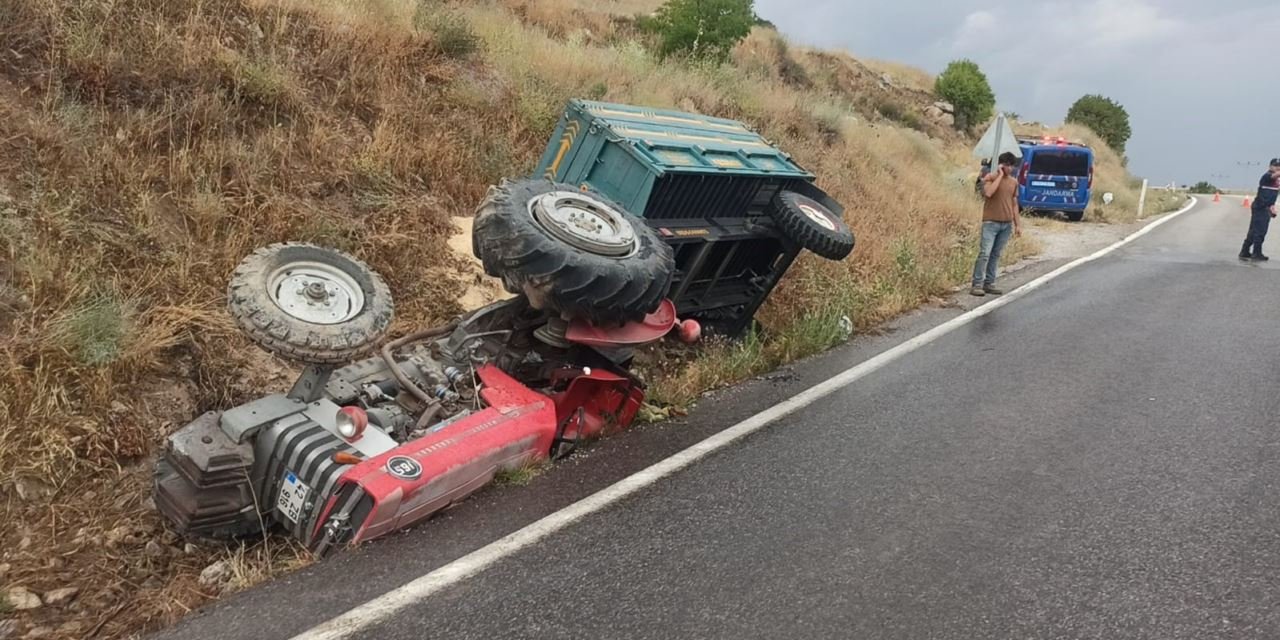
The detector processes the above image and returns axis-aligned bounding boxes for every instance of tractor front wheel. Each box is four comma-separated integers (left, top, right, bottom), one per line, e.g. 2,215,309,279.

226,243,394,364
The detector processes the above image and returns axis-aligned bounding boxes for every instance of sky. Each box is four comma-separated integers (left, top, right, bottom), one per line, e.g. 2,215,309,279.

754,0,1280,189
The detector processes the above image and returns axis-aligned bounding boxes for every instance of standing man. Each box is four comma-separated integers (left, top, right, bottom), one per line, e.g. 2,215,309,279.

1240,158,1280,261
971,151,1022,296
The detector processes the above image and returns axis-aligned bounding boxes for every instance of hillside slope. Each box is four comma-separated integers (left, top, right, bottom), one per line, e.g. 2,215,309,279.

0,0,1165,636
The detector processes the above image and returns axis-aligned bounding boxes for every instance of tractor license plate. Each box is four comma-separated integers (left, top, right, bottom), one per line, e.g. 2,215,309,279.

276,471,310,525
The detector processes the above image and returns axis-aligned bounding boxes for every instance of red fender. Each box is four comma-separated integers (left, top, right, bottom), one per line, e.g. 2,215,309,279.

549,368,645,442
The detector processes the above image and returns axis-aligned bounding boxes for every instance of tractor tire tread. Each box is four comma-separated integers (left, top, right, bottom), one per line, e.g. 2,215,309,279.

472,179,674,325
771,191,855,260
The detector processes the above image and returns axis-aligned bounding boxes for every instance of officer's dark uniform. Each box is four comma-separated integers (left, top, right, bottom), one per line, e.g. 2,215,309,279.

1241,160,1280,260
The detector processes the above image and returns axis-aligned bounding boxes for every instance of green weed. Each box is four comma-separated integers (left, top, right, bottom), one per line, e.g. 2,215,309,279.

53,293,136,367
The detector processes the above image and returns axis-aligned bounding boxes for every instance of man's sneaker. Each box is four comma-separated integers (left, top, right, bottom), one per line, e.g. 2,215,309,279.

983,285,1004,295
969,286,985,297
1240,253,1254,261
1253,254,1271,261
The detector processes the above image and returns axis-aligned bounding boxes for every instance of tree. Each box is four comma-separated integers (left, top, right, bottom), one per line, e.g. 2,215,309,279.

1066,94,1131,153
645,0,756,63
933,59,995,129
1189,181,1219,194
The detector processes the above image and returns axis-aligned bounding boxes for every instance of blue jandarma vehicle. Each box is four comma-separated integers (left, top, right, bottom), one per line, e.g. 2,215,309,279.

1016,136,1094,222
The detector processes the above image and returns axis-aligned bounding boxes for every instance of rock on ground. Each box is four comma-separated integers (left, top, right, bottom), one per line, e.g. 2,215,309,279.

42,587,79,606
5,586,42,610
925,106,955,127
199,560,231,588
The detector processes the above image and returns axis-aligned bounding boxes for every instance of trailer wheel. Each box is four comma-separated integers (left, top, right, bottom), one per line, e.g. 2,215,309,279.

227,243,394,364
771,191,855,260
472,179,674,325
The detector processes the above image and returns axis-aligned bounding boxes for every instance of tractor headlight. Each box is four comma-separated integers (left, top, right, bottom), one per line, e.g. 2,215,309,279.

335,406,368,441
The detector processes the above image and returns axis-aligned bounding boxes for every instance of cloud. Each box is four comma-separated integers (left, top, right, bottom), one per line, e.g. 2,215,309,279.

947,0,1186,67
953,10,997,53
1082,0,1185,47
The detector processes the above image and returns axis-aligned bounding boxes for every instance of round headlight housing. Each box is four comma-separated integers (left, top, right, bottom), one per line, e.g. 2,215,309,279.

335,406,368,441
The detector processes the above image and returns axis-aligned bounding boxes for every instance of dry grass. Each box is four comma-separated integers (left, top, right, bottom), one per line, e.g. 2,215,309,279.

524,0,662,17
0,0,1152,637
0,0,510,635
862,57,937,94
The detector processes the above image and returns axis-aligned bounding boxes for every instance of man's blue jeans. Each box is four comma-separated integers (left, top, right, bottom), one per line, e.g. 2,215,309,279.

972,221,1013,288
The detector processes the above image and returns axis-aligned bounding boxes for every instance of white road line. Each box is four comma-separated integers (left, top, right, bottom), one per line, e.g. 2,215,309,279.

293,197,1200,640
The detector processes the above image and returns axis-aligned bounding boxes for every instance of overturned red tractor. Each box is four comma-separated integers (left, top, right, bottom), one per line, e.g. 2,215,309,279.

155,194,673,554
154,102,854,554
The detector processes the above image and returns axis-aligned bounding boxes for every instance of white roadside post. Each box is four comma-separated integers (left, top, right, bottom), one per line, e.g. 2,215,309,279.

1137,178,1149,218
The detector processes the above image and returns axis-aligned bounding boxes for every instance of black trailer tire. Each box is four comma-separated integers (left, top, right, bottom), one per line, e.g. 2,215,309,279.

1065,210,1085,222
227,243,394,364
771,191,855,260
472,179,674,325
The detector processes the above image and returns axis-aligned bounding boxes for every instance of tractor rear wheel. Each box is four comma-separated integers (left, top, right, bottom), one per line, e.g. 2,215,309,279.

771,191,855,260
472,179,674,325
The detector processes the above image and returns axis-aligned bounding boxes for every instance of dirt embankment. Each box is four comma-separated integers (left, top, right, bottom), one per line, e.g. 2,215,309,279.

0,0,517,635
448,216,510,310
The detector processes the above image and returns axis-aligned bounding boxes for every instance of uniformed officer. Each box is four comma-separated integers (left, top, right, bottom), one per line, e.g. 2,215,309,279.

1241,158,1280,261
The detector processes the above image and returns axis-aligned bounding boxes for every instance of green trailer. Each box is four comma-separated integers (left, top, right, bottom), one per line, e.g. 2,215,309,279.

533,100,853,334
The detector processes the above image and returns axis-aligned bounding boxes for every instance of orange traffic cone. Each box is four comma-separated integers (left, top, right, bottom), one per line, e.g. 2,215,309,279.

1213,192,1221,202
1244,197,1251,208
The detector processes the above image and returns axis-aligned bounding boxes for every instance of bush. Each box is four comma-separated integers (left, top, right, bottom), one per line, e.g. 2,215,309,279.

934,59,995,129
871,99,925,132
415,4,480,59
643,0,756,63
875,100,904,121
1189,181,1219,194
53,293,135,366
1066,94,1131,153
773,38,810,88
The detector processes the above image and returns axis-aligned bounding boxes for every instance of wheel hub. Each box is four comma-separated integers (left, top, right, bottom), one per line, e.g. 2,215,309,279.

529,191,637,257
304,282,329,301
798,203,837,231
268,262,366,325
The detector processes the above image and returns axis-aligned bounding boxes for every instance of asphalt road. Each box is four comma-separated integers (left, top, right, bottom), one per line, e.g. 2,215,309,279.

163,197,1280,640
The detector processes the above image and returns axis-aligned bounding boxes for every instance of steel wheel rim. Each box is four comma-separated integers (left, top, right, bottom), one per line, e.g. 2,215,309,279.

529,191,638,257
798,203,838,231
267,261,366,325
